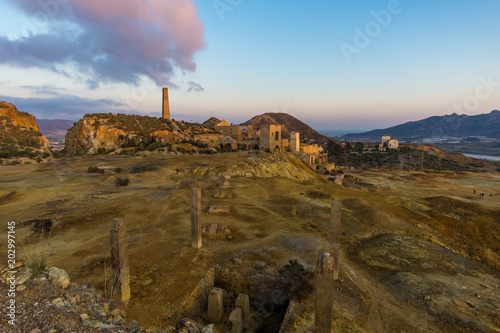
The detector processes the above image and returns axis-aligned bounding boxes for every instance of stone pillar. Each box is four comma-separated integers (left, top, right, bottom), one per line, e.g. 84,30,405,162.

229,307,243,333
315,252,334,333
290,131,300,153
110,218,130,302
330,202,342,280
235,294,250,329
191,187,202,249
162,87,170,120
208,287,224,324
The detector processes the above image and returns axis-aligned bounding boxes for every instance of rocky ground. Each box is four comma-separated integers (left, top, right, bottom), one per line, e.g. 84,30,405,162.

0,151,499,332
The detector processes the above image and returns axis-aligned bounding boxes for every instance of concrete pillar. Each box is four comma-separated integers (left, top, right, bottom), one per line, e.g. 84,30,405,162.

191,187,202,249
330,202,342,280
235,294,250,329
208,287,224,324
162,87,170,120
315,252,334,333
229,307,243,333
110,218,130,302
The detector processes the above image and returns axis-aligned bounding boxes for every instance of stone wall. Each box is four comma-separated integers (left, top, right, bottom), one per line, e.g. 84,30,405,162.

194,134,225,148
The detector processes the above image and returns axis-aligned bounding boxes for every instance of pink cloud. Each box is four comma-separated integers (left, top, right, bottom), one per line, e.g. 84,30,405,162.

2,0,206,87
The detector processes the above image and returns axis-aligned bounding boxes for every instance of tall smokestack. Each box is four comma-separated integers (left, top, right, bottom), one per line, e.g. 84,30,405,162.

162,87,170,120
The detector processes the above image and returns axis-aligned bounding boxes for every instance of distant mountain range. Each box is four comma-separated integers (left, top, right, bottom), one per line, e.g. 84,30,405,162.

37,119,75,135
344,110,500,141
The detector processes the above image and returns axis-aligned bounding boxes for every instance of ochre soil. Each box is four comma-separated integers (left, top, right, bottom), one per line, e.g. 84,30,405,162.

0,152,499,332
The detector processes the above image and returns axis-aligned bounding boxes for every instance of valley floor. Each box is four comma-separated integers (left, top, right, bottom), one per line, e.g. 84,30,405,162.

0,152,499,332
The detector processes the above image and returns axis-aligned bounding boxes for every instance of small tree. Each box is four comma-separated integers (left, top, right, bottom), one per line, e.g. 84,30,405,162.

354,142,364,153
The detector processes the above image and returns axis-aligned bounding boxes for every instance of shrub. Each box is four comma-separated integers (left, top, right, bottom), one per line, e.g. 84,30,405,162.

279,259,314,301
116,177,130,186
113,167,122,173
88,166,104,174
95,147,107,155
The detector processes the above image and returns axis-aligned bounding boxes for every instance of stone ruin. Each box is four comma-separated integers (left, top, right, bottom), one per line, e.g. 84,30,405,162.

110,218,130,302
191,187,202,249
102,182,342,331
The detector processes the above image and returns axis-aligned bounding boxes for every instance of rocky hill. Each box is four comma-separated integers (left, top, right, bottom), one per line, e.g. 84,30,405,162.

240,113,330,142
201,117,221,129
344,110,500,141
0,101,50,160
65,113,217,155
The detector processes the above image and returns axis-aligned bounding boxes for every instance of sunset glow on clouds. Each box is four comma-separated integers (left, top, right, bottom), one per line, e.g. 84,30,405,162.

0,0,205,87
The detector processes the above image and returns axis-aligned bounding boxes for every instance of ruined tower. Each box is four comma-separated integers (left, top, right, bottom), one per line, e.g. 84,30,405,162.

260,124,282,152
162,87,170,120
290,131,300,153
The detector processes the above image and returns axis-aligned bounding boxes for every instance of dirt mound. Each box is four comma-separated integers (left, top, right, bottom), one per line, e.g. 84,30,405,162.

341,197,375,210
421,196,500,271
353,208,411,233
350,234,500,333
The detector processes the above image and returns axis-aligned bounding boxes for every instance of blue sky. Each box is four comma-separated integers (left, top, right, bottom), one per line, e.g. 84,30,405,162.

0,0,499,131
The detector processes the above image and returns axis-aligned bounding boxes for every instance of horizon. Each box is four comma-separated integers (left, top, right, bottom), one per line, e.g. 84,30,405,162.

1,1,499,131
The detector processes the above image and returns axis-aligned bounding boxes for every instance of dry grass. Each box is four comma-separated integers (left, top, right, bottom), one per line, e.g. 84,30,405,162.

21,231,50,277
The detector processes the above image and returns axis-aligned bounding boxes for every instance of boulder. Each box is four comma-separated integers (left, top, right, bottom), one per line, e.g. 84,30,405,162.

47,267,70,289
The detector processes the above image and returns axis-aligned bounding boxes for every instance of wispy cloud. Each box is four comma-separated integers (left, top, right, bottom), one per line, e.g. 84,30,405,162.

21,85,69,96
1,0,206,88
187,81,205,92
0,94,129,120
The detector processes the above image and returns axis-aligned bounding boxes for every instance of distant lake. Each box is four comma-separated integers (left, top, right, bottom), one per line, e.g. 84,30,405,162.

464,153,500,161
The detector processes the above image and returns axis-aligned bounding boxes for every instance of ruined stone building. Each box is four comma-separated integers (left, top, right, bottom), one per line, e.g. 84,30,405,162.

220,135,238,150
260,124,282,152
379,134,399,151
239,126,255,139
289,131,328,166
213,120,259,149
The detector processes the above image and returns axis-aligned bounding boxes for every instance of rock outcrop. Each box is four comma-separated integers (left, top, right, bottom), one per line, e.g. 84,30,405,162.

0,101,41,131
65,113,216,155
0,101,50,155
173,152,325,183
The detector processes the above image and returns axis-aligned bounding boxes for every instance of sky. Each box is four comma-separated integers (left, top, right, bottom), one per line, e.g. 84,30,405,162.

0,0,499,132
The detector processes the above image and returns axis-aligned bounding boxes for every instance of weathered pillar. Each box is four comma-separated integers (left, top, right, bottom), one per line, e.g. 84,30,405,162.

330,202,342,280
208,287,224,324
191,187,202,249
229,307,243,333
315,252,334,333
235,294,250,329
110,218,130,302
